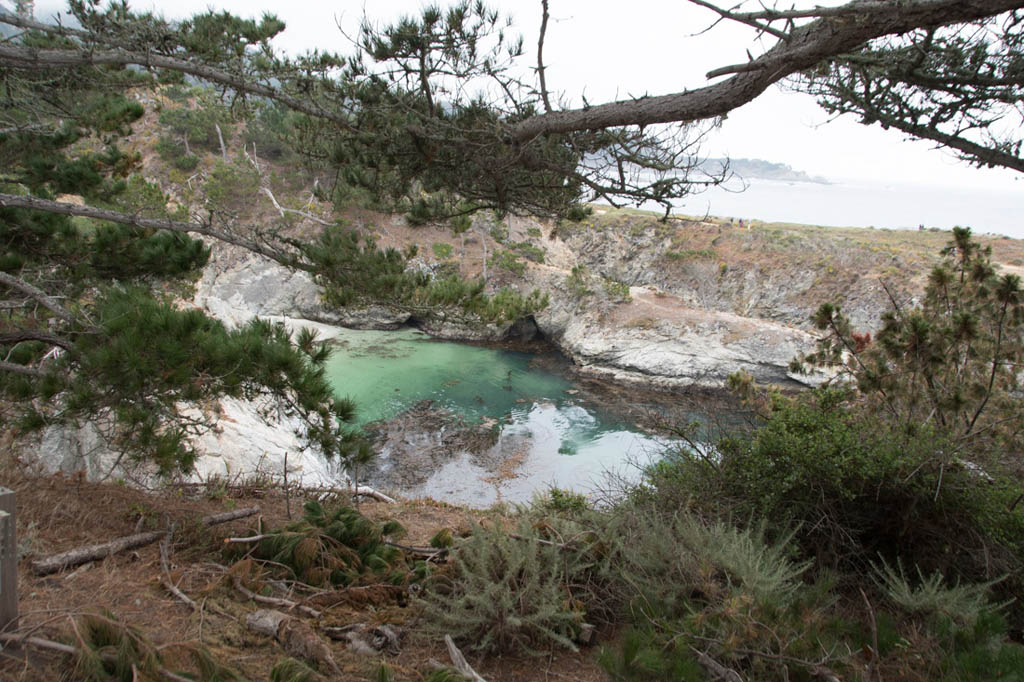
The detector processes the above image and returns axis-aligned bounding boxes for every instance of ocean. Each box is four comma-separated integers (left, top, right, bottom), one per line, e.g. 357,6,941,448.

665,177,1023,239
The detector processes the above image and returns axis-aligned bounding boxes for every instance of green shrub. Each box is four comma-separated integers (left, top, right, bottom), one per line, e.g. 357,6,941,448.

602,277,631,302
646,389,1024,589
72,611,243,681
158,94,233,153
536,488,589,514
598,627,704,681
489,225,508,243
487,249,526,276
512,241,545,263
664,248,715,261
240,500,425,587
565,265,592,298
421,520,587,655
873,558,1000,629
431,242,453,260
173,154,199,172
564,204,593,222
204,159,260,211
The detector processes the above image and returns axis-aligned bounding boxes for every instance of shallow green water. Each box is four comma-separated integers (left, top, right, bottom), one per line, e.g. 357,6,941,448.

324,327,572,426
322,327,673,504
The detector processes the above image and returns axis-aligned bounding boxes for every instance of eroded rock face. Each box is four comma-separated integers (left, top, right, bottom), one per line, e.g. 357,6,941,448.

34,396,343,487
196,237,828,390
529,268,829,389
195,246,412,330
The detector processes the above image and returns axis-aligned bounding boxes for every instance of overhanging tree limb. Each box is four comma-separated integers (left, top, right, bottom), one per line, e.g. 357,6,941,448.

509,0,1024,140
0,42,357,131
0,192,307,270
824,100,1024,172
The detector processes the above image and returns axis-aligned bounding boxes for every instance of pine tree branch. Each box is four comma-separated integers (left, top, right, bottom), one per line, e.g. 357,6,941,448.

0,330,73,349
0,359,45,377
0,192,310,271
536,0,553,114
509,0,1023,140
0,11,90,39
0,270,80,327
0,42,357,131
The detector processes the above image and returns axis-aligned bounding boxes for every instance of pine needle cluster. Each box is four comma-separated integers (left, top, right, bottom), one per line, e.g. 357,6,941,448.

70,611,243,682
243,499,425,587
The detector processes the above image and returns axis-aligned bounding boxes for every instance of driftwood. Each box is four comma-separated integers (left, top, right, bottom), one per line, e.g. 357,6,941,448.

31,507,259,575
166,481,396,503
383,540,448,559
445,635,488,682
245,609,340,676
691,647,744,682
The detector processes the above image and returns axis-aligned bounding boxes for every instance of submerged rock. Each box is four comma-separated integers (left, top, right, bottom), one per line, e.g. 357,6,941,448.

362,400,501,489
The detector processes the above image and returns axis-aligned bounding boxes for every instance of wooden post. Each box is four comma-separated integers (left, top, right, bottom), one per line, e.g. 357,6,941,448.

0,487,17,631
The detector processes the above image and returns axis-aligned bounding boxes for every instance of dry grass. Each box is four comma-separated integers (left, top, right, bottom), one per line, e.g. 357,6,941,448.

0,453,607,682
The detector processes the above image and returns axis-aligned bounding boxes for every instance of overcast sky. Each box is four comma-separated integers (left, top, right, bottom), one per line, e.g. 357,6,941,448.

26,0,1023,192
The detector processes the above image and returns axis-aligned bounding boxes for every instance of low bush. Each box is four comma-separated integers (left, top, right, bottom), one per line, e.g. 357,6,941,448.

487,249,526,276
421,519,589,655
204,159,260,211
512,241,545,263
565,265,592,298
645,389,1024,587
431,242,453,260
602,277,631,302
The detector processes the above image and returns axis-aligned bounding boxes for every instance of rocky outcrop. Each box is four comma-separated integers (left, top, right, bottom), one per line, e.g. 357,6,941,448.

194,246,411,329
194,235,828,390
35,396,343,487
556,212,905,333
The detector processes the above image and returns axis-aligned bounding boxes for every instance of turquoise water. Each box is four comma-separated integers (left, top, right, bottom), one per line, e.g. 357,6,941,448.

322,327,672,503
324,327,573,426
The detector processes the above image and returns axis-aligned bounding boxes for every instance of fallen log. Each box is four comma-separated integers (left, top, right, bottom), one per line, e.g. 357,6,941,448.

31,507,259,576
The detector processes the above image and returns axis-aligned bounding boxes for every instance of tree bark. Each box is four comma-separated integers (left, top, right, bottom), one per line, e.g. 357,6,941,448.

445,635,488,682
31,506,259,575
0,271,80,326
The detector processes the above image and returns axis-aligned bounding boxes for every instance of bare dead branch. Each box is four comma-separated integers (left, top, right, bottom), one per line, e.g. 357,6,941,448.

0,360,45,377
31,507,258,575
0,271,80,327
537,0,553,114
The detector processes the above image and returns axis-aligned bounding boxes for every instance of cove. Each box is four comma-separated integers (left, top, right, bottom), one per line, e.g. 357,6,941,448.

322,326,674,506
